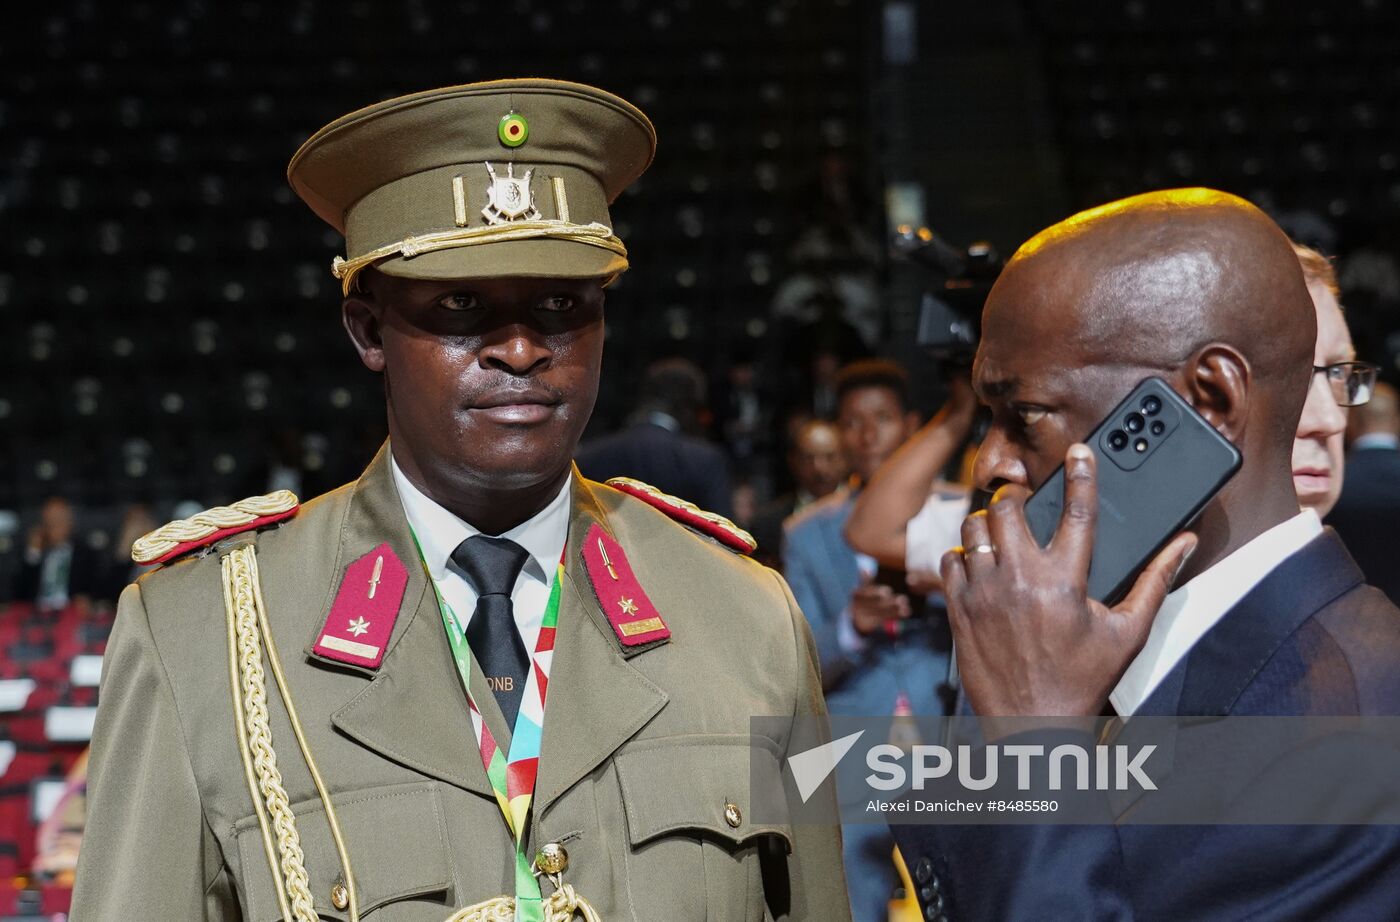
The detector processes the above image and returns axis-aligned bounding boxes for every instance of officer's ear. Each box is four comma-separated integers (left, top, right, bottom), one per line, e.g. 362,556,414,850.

342,271,386,373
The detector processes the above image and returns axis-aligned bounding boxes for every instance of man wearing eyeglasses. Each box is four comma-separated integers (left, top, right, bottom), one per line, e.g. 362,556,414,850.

1290,243,1380,517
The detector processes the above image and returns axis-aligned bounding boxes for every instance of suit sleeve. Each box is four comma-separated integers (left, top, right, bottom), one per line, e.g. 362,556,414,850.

72,582,235,920
762,570,853,922
781,524,862,691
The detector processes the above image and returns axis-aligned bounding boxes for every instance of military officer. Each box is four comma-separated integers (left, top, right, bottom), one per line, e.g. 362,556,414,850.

71,79,850,922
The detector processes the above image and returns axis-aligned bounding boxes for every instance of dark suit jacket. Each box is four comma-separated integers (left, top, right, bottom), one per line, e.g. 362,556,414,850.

575,421,734,518
893,530,1400,922
1328,443,1400,606
13,542,107,605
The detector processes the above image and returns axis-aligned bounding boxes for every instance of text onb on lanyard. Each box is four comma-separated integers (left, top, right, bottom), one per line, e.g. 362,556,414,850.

411,527,564,922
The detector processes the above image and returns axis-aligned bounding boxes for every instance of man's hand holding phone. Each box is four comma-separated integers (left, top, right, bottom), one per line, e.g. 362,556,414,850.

941,443,1197,717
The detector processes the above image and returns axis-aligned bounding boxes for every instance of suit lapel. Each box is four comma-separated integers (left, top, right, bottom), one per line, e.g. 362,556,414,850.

534,473,669,814
1141,530,1365,717
317,444,495,799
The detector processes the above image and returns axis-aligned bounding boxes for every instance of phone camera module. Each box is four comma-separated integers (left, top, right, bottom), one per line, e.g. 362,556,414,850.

1125,412,1146,433
1108,430,1129,451
1150,420,1166,436
1141,395,1162,416
1133,438,1149,453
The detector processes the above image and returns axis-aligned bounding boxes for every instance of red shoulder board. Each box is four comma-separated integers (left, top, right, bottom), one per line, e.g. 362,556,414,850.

605,477,757,555
130,490,300,565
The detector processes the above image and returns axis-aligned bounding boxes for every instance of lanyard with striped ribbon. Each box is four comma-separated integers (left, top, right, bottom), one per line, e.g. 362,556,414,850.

411,528,564,922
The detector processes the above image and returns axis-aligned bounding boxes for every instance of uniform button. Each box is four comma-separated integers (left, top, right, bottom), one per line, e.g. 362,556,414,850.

724,802,743,828
536,842,569,875
913,857,934,885
330,880,349,911
919,885,934,902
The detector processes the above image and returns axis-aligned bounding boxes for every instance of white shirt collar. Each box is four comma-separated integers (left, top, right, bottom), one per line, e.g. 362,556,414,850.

1110,510,1324,716
389,453,572,586
1353,432,1400,452
644,410,680,432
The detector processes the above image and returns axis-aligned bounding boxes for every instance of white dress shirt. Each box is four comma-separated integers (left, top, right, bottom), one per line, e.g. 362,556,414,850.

391,455,571,656
1109,510,1324,716
904,487,974,576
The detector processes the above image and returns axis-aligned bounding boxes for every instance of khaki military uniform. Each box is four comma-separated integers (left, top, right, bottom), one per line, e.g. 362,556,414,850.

71,448,849,920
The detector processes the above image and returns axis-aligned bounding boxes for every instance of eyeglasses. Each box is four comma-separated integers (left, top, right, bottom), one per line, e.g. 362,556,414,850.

1313,361,1381,407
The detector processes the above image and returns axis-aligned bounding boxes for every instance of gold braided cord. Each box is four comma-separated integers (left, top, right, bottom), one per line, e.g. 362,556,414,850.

248,548,362,922
224,546,319,922
226,553,294,922
444,878,602,922
223,545,594,922
133,490,299,564
330,220,628,296
606,476,757,551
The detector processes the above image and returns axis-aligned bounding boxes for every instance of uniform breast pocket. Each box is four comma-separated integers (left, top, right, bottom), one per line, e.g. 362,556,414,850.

613,735,793,922
233,780,455,921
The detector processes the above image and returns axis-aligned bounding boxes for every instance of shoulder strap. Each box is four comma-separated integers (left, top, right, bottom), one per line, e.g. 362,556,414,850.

605,477,756,555
131,490,299,565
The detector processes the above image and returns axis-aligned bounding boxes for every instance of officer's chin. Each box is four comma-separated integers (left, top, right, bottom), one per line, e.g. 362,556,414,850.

451,424,578,484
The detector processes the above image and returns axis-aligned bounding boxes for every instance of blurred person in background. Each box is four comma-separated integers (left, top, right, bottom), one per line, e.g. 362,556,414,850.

1290,243,1379,518
32,750,88,885
245,426,336,501
729,476,759,535
575,356,733,516
102,502,158,598
1330,380,1400,604
716,348,775,486
751,418,846,568
783,358,947,922
844,377,979,592
14,496,103,612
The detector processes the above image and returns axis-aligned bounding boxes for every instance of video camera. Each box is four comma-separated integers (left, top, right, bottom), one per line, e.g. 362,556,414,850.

891,225,1003,368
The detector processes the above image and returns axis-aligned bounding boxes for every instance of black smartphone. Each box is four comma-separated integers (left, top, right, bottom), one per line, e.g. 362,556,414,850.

1021,377,1241,605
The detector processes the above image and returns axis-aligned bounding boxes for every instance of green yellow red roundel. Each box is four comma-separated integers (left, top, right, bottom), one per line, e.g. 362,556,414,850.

498,112,529,148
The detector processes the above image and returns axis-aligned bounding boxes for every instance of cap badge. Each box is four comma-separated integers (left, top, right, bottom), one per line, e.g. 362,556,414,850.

498,111,529,148
482,161,540,225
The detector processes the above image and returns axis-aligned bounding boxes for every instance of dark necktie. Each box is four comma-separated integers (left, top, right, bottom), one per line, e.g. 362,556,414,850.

451,535,531,728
